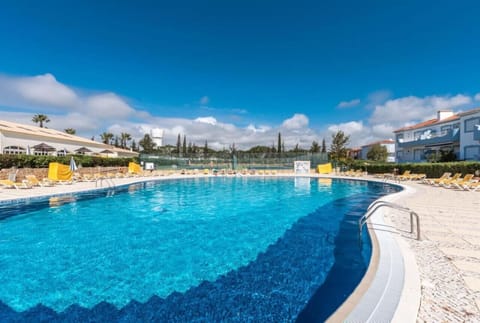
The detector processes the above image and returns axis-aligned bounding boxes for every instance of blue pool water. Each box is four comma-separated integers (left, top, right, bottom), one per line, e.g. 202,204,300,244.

0,177,400,322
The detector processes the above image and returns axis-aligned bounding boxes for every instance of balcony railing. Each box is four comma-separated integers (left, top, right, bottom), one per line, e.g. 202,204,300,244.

397,129,460,148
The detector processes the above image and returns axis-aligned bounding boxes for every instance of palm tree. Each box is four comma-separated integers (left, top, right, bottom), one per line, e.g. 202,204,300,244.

100,132,114,145
32,114,50,128
120,132,132,149
64,128,76,135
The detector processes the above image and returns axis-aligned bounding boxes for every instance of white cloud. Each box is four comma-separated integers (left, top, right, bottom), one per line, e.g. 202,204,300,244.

281,113,309,129
0,73,79,110
328,121,364,134
200,96,209,105
246,124,270,133
195,116,217,125
474,93,480,101
85,93,135,119
370,94,471,125
337,98,360,108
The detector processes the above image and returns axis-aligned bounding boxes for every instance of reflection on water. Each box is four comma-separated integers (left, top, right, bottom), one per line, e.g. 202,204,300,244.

294,177,311,192
317,178,332,186
49,196,77,207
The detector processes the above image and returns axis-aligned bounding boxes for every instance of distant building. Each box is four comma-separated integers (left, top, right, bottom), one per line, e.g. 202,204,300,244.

0,119,138,158
394,108,480,162
347,147,361,160
150,128,164,147
360,140,396,162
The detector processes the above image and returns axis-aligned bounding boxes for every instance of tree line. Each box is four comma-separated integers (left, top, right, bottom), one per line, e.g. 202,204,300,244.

31,114,389,161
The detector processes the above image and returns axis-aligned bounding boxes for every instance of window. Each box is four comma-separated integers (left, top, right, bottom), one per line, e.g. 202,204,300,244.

464,117,480,133
3,146,26,155
453,123,460,129
413,149,425,161
464,145,480,160
396,133,404,142
414,130,423,140
34,150,50,156
440,125,451,133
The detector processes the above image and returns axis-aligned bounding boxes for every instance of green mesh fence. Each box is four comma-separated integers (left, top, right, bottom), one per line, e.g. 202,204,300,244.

139,152,329,170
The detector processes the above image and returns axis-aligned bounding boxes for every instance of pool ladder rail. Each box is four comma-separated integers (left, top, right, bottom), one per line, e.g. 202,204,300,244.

359,200,421,241
95,177,116,189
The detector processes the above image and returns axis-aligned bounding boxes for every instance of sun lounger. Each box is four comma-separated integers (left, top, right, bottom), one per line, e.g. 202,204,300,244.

443,174,475,189
397,170,412,181
0,179,33,189
423,172,451,185
464,181,480,192
25,175,55,187
434,173,462,186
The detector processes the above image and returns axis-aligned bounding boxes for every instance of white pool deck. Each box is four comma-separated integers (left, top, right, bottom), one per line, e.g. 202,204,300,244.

1,173,479,321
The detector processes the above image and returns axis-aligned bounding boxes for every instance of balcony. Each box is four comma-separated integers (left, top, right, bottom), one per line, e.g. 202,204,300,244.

397,129,460,149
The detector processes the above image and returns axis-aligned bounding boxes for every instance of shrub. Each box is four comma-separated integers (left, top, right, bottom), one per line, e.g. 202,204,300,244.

347,160,480,178
0,154,138,169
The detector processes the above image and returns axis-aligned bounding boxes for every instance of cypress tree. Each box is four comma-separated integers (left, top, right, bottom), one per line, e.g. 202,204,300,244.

277,132,282,154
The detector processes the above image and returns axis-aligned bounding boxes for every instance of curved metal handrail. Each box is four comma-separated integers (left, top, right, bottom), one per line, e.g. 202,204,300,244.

359,200,420,240
95,177,116,188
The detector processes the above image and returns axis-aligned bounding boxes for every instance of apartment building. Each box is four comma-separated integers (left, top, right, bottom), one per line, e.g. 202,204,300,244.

394,108,480,162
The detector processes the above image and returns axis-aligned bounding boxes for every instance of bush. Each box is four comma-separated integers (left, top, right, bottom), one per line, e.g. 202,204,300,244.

346,160,480,178
0,154,138,169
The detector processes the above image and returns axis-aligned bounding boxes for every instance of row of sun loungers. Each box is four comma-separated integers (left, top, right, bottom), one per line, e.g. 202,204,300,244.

339,169,365,177
0,169,288,190
422,172,480,191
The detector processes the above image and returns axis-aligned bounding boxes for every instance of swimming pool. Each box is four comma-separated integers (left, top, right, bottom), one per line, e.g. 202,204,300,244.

0,177,400,322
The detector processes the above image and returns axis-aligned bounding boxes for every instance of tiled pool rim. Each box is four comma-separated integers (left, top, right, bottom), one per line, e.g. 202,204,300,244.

0,175,420,321
327,180,420,322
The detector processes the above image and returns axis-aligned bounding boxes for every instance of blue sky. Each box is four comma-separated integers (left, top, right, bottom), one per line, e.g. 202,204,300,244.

1,0,480,148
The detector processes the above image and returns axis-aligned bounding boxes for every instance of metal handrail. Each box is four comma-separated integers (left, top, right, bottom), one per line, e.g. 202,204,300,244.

95,177,115,188
359,200,421,240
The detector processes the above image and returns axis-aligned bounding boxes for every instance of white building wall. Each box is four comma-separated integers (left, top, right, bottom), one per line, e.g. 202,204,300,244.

459,111,480,160
1,132,106,155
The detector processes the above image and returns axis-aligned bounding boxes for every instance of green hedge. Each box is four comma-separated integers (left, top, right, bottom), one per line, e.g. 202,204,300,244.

0,154,138,169
346,160,480,178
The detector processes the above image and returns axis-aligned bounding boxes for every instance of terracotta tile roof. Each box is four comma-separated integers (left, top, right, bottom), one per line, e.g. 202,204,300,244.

393,115,460,133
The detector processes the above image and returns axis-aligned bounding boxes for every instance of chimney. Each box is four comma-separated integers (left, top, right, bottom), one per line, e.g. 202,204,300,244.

437,110,454,120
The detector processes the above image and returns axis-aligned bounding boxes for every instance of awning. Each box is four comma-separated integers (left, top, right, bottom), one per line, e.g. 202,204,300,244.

100,149,114,154
75,147,92,153
33,143,56,151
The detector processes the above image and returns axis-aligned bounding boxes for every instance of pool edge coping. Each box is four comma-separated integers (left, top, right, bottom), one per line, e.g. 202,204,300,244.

325,177,421,322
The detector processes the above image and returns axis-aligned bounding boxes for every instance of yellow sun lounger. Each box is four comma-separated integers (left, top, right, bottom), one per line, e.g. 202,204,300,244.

0,179,33,189
443,174,475,189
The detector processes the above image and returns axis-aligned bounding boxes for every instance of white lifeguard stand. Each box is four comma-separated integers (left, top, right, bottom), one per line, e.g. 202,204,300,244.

150,128,164,147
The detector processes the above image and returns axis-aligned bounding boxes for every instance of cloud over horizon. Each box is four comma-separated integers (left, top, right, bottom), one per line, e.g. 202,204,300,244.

0,73,479,150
